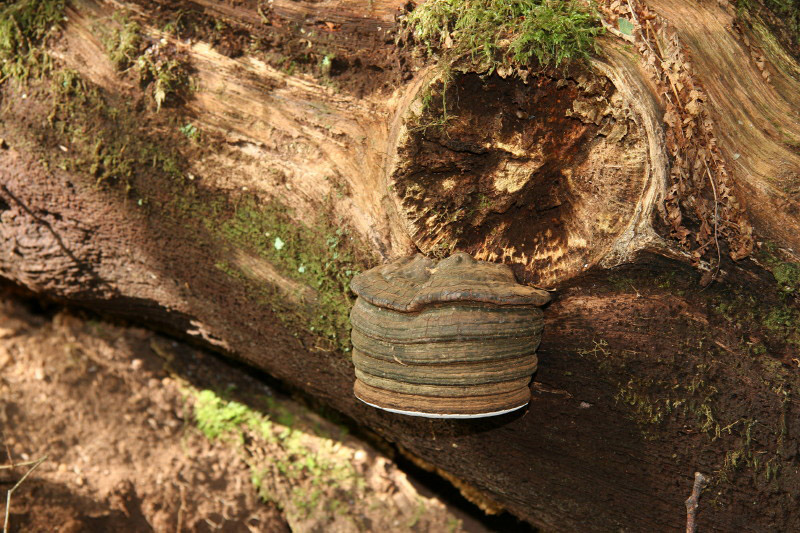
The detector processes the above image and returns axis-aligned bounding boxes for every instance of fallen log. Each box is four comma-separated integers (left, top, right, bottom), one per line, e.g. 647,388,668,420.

1,0,800,529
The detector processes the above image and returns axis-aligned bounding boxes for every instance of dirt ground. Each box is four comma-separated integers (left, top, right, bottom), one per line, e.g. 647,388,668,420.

0,288,487,533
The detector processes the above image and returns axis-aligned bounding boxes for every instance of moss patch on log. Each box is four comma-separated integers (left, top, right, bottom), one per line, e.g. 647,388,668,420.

48,68,185,188
6,64,368,354
97,9,192,111
209,197,365,352
0,0,64,82
404,0,603,72
578,333,793,493
101,12,142,71
568,260,800,499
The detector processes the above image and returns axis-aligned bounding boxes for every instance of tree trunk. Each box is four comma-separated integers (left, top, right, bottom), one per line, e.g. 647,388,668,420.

2,0,800,530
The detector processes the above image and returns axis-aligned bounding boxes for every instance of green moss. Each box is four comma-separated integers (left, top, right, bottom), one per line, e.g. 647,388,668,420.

137,50,191,111
585,315,800,494
48,69,185,188
404,0,602,72
0,0,64,82
99,9,191,110
194,388,261,441
103,13,142,71
612,372,723,439
751,343,768,355
161,10,188,36
773,262,800,293
28,59,364,355
765,306,794,330
190,386,365,518
758,241,800,294
762,306,800,345
179,122,198,140
709,286,800,344
216,198,364,352
168,189,368,354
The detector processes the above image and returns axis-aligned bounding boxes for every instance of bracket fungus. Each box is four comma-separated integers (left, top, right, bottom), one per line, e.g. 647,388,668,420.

349,252,551,418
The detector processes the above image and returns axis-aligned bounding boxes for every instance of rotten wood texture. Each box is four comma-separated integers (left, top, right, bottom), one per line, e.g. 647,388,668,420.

2,0,800,531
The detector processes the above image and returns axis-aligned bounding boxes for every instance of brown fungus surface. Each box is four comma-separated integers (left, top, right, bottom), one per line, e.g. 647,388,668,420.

350,252,551,312
389,71,650,285
349,253,549,418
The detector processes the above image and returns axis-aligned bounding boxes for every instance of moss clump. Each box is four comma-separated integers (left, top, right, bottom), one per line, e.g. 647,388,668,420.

773,262,800,294
136,46,191,111
404,0,602,72
0,0,64,82
763,306,800,345
103,14,142,71
194,388,267,441
100,10,191,111
758,242,800,294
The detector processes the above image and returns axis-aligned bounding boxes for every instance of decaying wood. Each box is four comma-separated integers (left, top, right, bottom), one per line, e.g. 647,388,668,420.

1,0,800,530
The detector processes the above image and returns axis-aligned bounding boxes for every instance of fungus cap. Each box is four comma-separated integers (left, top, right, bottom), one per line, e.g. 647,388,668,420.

349,252,550,418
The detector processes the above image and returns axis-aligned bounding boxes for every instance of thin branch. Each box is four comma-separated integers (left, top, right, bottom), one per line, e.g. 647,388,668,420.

0,460,43,471
3,455,48,533
703,160,722,280
685,471,709,533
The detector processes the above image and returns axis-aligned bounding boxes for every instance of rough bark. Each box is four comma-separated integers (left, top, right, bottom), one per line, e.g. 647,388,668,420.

1,0,800,530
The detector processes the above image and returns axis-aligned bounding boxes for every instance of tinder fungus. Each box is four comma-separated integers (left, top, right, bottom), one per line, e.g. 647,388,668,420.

349,252,550,418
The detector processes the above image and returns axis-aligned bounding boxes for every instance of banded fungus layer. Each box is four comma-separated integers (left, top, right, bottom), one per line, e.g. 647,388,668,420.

349,252,550,418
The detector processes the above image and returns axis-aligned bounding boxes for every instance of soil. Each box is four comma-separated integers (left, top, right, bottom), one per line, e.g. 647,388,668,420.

0,288,486,533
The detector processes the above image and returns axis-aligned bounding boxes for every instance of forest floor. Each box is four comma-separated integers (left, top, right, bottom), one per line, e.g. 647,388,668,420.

0,287,489,533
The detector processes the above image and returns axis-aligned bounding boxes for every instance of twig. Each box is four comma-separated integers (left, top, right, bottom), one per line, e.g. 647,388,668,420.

703,160,722,281
627,281,642,298
3,455,48,533
0,459,43,470
685,471,709,533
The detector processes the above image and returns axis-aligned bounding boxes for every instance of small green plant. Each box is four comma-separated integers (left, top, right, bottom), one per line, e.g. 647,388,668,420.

409,66,455,132
0,0,65,82
320,53,334,76
404,0,602,72
100,10,192,111
179,122,198,140
162,10,188,35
